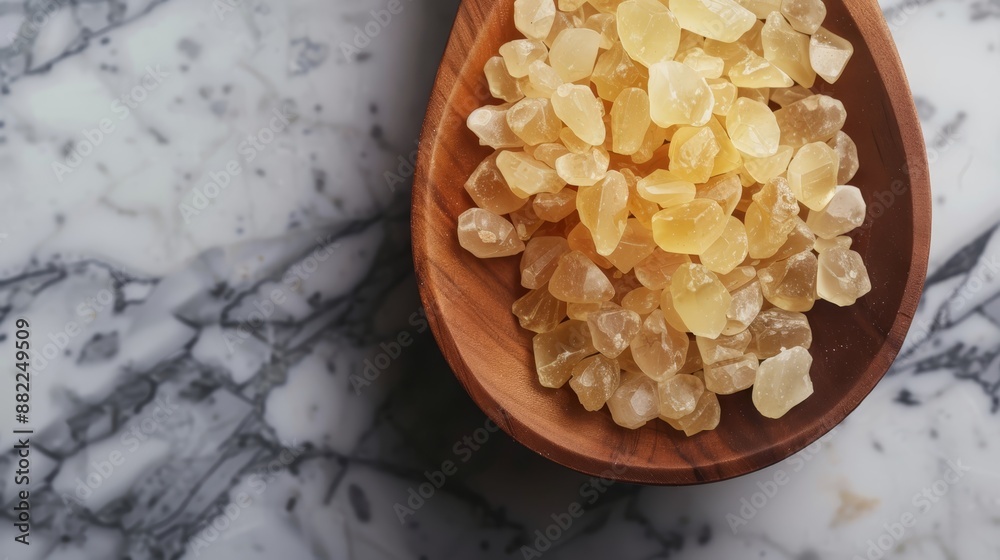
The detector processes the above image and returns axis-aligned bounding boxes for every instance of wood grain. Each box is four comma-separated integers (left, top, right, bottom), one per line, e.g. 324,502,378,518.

412,0,932,485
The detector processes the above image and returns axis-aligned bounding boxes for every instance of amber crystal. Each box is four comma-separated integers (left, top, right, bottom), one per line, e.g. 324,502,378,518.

617,0,682,67
534,320,596,388
458,208,526,258
533,189,577,222
705,353,759,394
817,247,872,306
588,302,643,358
611,88,652,155
630,310,690,381
668,126,721,183
608,371,660,428
549,250,616,303
671,263,732,339
748,308,812,359
465,152,528,215
658,374,705,419
570,355,622,411
552,84,608,146
521,236,571,289
652,200,727,255
578,171,630,255
752,346,813,418
648,61,715,128
513,288,568,333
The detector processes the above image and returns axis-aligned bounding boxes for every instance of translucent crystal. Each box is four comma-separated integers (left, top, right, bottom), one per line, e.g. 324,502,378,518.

724,279,764,335
635,250,691,290
630,310,690,381
720,266,756,291
752,346,813,418
468,105,525,149
485,57,524,103
817,247,872,306
648,61,715,128
630,123,669,164
671,263,732,338
499,39,548,78
780,0,826,35
609,272,643,304
533,189,577,222
507,98,562,145
521,236,571,289
707,78,737,116
555,147,611,187
705,353,758,394
735,0,781,19
457,208,526,258
545,9,581,48
787,142,840,211
672,391,721,436
513,288,568,333
748,308,813,359
726,98,780,158
510,203,544,240
758,250,818,312
622,287,662,315
761,13,815,87
697,329,751,364
827,131,859,184
549,250,616,303
465,152,528,215
532,142,571,168
669,0,756,43
526,61,564,99
738,86,770,106
552,84,607,146
567,302,602,320
578,171,630,255
617,0,682,66
584,13,618,49
668,126,721,183
701,216,749,274
728,51,793,88
534,320,596,388
680,48,725,78
659,286,691,332
810,26,853,84
549,28,603,82
593,41,649,101
762,218,816,264
652,199,727,255
606,219,657,272
637,170,697,207
658,374,705,419
589,0,627,13
814,235,852,253
807,185,866,239
611,88,652,155
608,371,661,429
496,151,566,197
515,0,558,40
743,145,793,183
560,127,592,154
587,302,643,358
774,94,846,148
570,355,622,411
697,173,742,216
568,222,615,268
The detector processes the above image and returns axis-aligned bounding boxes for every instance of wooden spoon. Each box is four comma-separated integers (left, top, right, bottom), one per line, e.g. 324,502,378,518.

412,0,931,484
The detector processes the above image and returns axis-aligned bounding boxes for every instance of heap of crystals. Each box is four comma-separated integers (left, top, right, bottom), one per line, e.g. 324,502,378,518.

457,0,871,435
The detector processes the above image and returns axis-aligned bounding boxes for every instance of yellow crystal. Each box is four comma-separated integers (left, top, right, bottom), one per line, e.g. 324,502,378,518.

636,170,697,207
608,371,660,428
679,48,725,78
630,123,668,164
635,250,692,290
605,219,657,272
668,126,721,183
735,0,781,18
707,78,738,116
549,250,616,303
774,94,846,148
652,199,727,254
752,346,813,418
724,279,763,335
507,98,562,145
552,84,607,146
770,84,812,107
827,131,859,184
588,302,643,357
726,97,780,158
743,145,793,183
658,374,705,419
465,152,529,215
622,287,662,315
648,61,715,128
630,309,690,381
761,13,815,87
550,28,603,82
697,329,751,364
669,0,756,43
787,142,840,211
533,189,577,222
728,51,793,88
578,170,630,255
780,0,826,34
458,208,526,258
617,0,682,66
810,26,853,84
720,266,757,291
758,250,818,312
584,13,618,49
496,150,566,197
567,302,602,320
611,88,652,155
555,147,611,187
567,222,615,268
526,61,564,99
817,247,872,306
671,263,732,338
814,235,852,253
806,185,866,239
534,320,596,388
532,142,571,168
671,391,721,436
513,288,568,333
499,39,549,78
701,216,749,274
659,286,691,332
696,173,742,215
593,41,649,101
510,203,545,240
748,308,812,359
468,105,525,149
570,354,622,411
521,236,571,289
704,353,758,394
485,57,524,103
515,0,557,40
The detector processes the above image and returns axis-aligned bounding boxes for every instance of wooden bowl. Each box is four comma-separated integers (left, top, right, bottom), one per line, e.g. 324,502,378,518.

412,0,931,484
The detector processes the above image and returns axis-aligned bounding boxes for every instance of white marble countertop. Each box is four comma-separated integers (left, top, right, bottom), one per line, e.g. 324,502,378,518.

0,0,998,559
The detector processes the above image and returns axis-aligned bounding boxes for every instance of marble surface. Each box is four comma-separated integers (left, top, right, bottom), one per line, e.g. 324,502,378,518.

0,0,998,559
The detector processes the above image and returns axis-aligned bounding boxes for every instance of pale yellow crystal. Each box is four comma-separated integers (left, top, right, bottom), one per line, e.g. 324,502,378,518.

584,13,618,49
510,203,544,240
748,308,812,359
697,173,742,216
552,84,607,146
658,374,705,419
780,0,826,35
697,329,751,364
534,320,596,388
679,48,725,78
617,0,682,66
668,126,721,183
669,0,756,43
774,94,846,148
496,150,566,197
827,131,859,184
735,0,781,18
701,216,749,274
814,235,852,253
752,346,813,418
806,185,866,239
817,247,872,306
465,152,528,215
567,302,602,320
468,105,525,149
499,39,548,78
611,88,652,156
526,61,564,99
578,170,630,255
622,287,662,315
761,13,816,87
635,250,691,290
762,218,816,264
605,219,657,272
652,199,727,255
555,147,611,187
608,371,660,428
567,222,615,268
743,145,793,183
588,302,643,358
636,170,697,207
810,26,853,84
513,288,568,333
550,28,603,82
709,116,745,175
560,127,592,154
532,143,571,168
648,61,715,128
726,97,780,158
507,98,562,146
671,391,721,436
485,57,524,103
671,263,732,338
593,41,649,101
720,266,756,291
659,287,691,332
705,353,758,394
521,236,571,289
630,123,669,164
549,250,616,303
758,250,818,312
630,309,690,381
728,51,793,88
570,355,622,411
515,0,557,40
458,208,526,258
533,189,577,222
724,279,764,335
707,79,738,116
787,142,840,211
